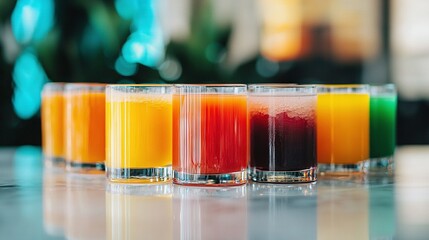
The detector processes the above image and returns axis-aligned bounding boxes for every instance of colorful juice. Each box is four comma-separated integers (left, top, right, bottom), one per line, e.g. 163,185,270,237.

106,93,172,169
370,96,396,158
65,90,105,165
42,90,64,159
317,93,369,165
173,94,248,175
249,95,317,171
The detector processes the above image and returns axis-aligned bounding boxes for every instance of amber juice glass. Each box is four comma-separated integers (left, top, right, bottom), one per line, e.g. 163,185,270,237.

173,84,248,186
106,85,173,183
64,83,106,173
41,83,65,166
317,85,369,174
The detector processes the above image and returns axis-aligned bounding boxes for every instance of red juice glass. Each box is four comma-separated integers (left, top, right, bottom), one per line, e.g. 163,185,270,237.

173,84,248,186
248,84,317,183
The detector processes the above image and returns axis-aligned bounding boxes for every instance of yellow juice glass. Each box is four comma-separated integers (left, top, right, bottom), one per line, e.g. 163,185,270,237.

41,83,65,166
106,85,173,183
317,85,369,174
64,83,106,174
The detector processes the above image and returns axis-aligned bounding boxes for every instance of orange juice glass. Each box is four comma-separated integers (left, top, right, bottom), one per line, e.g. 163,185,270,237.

106,85,173,183
317,85,369,174
41,83,65,166
64,83,106,174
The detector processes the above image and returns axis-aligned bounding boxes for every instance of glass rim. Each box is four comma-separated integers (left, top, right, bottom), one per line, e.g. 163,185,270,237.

65,83,106,92
42,82,66,93
175,84,246,87
248,84,316,95
174,84,247,94
370,83,397,95
248,83,298,87
107,84,173,88
107,84,173,95
316,84,369,88
317,84,369,93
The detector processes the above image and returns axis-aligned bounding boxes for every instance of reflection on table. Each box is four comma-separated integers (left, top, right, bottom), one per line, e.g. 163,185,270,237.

34,146,429,239
248,183,316,240
173,185,247,240
106,183,173,240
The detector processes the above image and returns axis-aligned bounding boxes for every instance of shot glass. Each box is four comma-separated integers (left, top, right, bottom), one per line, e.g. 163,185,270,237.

106,85,173,183
41,83,65,166
317,84,370,174
173,84,248,186
367,84,397,174
64,83,106,173
248,84,317,183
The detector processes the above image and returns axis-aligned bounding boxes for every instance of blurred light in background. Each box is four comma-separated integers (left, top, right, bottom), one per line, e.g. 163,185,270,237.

12,50,48,119
256,57,279,78
10,0,54,120
121,31,164,67
11,0,54,44
115,0,165,69
114,0,140,20
114,55,138,77
158,57,182,81
259,0,380,63
391,0,429,100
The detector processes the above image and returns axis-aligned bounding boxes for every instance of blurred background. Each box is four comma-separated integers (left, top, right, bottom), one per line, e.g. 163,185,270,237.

0,0,428,146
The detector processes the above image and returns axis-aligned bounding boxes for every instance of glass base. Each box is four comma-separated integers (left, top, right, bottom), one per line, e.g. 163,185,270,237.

107,166,172,183
173,171,247,186
318,162,364,176
364,156,394,174
44,156,65,168
248,167,317,183
66,161,105,174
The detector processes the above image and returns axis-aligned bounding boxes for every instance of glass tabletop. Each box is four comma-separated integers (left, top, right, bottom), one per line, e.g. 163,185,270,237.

0,146,428,240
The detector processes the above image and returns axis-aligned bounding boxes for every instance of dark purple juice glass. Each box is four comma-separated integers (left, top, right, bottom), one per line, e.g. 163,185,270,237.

248,85,317,183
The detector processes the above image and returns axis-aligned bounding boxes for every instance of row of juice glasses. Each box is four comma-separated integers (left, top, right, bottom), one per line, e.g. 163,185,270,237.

42,83,106,173
41,83,397,185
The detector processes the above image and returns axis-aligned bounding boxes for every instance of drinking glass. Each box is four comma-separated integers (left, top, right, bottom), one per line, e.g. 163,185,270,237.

42,83,65,166
106,85,173,183
173,84,248,186
248,84,317,183
317,84,369,174
64,83,106,173
367,84,397,173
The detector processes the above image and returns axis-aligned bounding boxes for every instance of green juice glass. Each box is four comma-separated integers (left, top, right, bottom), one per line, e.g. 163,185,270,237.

367,84,397,173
